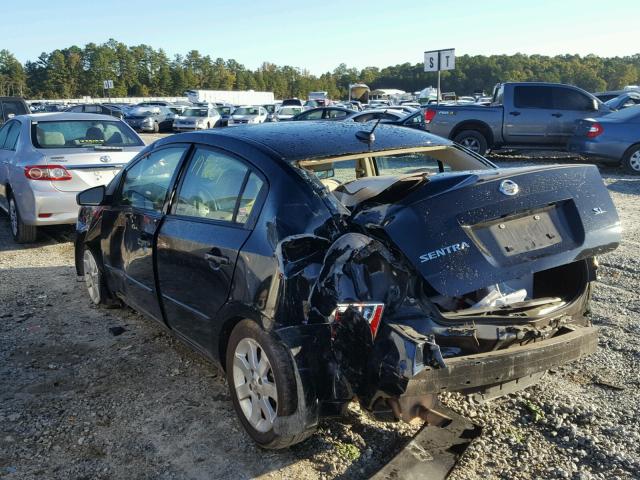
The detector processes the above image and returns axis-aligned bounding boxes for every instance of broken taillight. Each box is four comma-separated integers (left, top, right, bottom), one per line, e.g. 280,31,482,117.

333,303,385,339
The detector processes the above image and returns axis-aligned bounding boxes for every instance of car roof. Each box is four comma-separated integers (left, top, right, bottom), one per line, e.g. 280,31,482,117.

156,120,452,162
355,109,403,115
13,112,125,122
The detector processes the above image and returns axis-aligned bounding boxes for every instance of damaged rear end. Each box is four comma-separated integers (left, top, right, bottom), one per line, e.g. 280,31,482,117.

311,163,619,423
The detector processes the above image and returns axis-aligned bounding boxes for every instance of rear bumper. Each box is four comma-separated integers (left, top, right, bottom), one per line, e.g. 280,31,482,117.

17,186,79,225
403,326,597,395
567,139,623,163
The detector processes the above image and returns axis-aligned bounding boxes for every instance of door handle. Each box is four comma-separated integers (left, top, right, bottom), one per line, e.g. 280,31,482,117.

204,251,230,270
551,113,563,118
509,111,521,116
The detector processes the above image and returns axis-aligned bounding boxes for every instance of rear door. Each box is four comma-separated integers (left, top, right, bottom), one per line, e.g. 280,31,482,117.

0,120,19,209
503,85,556,144
156,146,266,351
106,145,188,320
550,86,598,144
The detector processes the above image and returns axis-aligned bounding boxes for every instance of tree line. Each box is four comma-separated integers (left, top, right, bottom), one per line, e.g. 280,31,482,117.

1,39,639,100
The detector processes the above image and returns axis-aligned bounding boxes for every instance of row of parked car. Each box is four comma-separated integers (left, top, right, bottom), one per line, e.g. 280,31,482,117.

0,90,624,451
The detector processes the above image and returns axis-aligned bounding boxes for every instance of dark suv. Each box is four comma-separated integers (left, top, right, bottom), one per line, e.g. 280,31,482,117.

0,97,29,126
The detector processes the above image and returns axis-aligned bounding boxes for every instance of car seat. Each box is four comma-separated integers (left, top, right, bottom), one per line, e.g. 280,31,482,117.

86,126,105,141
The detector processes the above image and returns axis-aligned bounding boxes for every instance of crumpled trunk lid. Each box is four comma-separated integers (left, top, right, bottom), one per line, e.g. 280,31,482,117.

367,165,620,297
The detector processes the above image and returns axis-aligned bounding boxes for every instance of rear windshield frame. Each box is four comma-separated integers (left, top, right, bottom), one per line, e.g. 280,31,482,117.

31,119,144,149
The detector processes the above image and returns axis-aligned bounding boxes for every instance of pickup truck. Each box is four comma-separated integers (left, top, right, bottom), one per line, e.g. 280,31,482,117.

423,82,612,155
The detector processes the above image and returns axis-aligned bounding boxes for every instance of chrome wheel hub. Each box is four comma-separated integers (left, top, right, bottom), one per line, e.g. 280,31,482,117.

629,151,640,172
461,137,480,152
83,249,101,304
233,337,278,432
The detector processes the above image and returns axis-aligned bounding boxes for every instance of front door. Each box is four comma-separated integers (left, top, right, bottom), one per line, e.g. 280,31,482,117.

156,146,265,351
503,85,556,145
549,87,598,144
112,145,188,320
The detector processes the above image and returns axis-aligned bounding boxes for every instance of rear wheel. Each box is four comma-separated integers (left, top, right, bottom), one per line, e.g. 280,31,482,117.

8,194,37,243
226,320,314,449
453,130,488,155
83,248,107,305
622,145,640,175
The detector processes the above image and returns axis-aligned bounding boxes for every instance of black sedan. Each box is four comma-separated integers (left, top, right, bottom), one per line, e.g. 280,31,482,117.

291,106,354,121
568,105,640,174
75,121,620,448
124,106,176,133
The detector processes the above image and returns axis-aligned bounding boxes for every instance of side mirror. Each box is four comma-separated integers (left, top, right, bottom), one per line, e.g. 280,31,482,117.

77,185,106,206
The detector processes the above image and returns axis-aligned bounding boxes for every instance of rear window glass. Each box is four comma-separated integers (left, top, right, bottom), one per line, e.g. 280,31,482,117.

1,100,28,119
553,88,593,111
375,152,451,175
31,120,143,149
513,86,553,109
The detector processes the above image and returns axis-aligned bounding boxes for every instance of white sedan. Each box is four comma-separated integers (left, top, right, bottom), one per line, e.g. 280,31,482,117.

0,112,145,242
173,107,222,131
228,106,268,125
273,105,304,121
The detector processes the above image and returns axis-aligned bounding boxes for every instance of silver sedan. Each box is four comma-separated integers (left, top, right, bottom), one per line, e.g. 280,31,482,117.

0,112,145,242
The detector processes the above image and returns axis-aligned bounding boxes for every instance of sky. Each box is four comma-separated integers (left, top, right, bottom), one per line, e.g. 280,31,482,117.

4,0,638,75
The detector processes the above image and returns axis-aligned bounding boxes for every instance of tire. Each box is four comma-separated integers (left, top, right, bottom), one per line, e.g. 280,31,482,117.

206,122,211,129
453,130,488,155
622,145,640,175
226,320,313,449
82,247,112,306
8,194,37,243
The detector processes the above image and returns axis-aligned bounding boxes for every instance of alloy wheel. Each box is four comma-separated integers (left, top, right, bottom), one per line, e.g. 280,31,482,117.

629,150,640,172
83,249,101,304
461,137,480,152
9,199,18,236
233,337,278,433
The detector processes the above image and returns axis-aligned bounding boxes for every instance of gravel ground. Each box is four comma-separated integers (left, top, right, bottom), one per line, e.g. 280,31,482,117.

0,142,638,479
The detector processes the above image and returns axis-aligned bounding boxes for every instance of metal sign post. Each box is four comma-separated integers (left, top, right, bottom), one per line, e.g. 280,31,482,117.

424,49,456,105
103,80,114,101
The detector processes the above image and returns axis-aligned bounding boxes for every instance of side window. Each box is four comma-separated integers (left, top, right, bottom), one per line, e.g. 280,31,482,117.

513,86,553,109
328,109,348,119
301,110,323,120
69,106,84,113
3,122,20,150
553,88,593,111
84,105,101,113
0,122,11,148
120,146,186,212
174,148,253,223
236,173,264,223
405,112,423,125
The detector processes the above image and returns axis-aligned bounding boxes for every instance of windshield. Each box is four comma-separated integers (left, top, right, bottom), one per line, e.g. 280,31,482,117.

234,107,259,115
183,109,208,117
278,107,301,115
32,120,143,149
217,107,232,115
